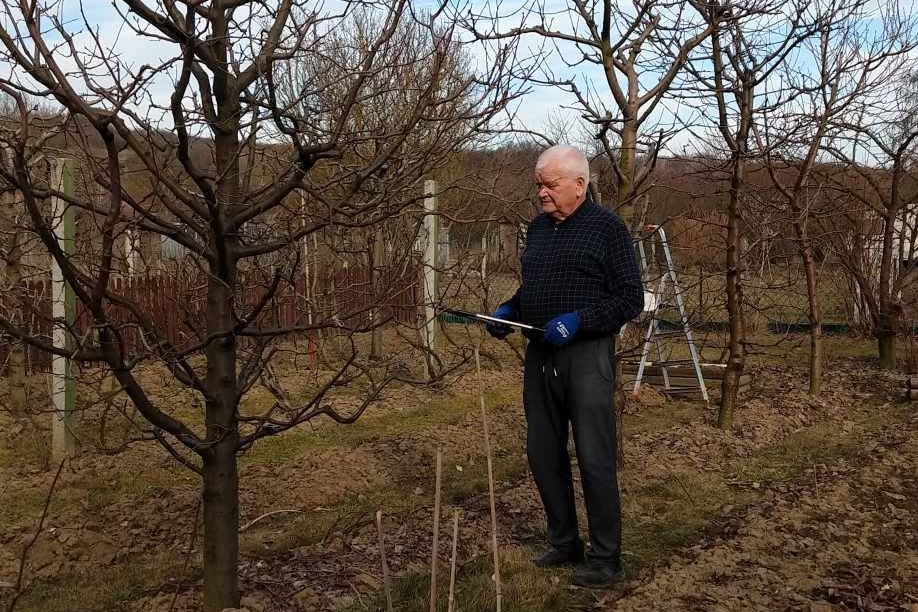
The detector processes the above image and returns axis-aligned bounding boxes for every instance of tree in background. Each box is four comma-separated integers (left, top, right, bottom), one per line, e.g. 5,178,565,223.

817,62,918,369
688,0,824,428
0,1,520,609
756,0,917,393
275,7,503,364
461,0,720,219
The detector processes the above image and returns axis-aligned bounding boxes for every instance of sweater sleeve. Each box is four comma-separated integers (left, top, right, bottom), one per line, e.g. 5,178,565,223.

577,219,644,334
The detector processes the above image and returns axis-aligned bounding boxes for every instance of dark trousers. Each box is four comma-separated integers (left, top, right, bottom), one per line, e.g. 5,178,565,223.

523,336,621,568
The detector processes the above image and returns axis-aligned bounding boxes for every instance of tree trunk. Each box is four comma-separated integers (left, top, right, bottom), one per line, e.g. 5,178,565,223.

809,320,824,395
876,189,898,369
202,269,241,611
370,228,384,360
205,65,243,604
719,154,747,430
618,114,637,222
202,435,240,611
799,233,823,395
877,325,897,370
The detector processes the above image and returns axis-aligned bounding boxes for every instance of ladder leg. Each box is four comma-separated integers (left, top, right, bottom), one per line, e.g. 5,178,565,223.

632,225,709,403
660,228,709,404
656,272,672,393
634,314,658,395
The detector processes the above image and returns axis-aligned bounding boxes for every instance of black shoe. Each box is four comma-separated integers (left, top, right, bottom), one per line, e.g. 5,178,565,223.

532,546,584,568
571,561,624,588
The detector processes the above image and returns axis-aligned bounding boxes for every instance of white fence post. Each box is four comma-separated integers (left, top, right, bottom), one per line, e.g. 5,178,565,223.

50,158,76,460
421,180,439,376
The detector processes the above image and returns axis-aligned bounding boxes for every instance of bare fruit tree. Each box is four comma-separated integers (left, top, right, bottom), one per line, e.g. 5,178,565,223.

460,0,719,219
0,1,521,609
816,64,918,369
687,0,824,428
755,0,917,393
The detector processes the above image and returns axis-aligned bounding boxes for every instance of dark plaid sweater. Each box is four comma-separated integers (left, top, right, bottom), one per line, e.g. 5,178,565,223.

504,198,644,338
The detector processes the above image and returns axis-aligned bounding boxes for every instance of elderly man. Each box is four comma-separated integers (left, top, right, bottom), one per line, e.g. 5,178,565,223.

487,144,643,588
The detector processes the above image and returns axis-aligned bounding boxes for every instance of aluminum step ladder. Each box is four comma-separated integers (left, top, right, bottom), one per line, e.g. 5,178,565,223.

632,224,708,403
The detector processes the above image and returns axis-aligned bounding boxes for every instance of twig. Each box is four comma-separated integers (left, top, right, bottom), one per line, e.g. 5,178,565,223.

475,345,502,612
448,510,460,612
7,459,65,612
348,581,367,608
376,510,393,612
429,445,442,612
319,508,372,546
168,495,202,612
670,472,695,507
239,509,305,532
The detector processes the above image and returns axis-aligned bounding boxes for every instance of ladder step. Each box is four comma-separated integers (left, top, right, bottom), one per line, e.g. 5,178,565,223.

662,385,750,395
630,373,748,385
625,375,709,389
648,359,698,366
624,363,746,382
647,330,686,339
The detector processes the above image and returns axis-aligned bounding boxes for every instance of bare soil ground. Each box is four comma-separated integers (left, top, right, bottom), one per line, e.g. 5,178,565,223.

605,407,918,612
0,335,915,612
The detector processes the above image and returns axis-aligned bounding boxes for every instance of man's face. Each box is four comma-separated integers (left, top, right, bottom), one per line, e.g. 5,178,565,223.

534,160,585,222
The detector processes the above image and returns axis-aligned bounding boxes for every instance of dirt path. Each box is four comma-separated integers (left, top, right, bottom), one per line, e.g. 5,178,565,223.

604,410,918,612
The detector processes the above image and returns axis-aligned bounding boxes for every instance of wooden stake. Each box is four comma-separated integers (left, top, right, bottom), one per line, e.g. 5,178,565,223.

475,346,502,611
430,445,442,612
448,510,459,612
376,510,393,612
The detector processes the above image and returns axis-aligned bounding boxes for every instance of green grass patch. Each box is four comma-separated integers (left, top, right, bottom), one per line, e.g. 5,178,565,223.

0,422,53,471
241,445,529,558
354,547,583,612
442,450,528,505
727,403,893,489
241,488,421,558
239,381,523,556
13,551,193,612
241,382,519,467
0,464,193,538
623,470,754,567
0,487,51,533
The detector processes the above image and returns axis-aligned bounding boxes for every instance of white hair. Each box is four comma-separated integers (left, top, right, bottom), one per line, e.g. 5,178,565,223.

536,144,590,181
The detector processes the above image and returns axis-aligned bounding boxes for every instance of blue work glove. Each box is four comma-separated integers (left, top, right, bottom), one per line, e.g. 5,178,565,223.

544,312,580,347
486,304,516,339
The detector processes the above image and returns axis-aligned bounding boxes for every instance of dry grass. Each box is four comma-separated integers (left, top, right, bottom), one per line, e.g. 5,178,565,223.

0,330,907,612
349,398,903,612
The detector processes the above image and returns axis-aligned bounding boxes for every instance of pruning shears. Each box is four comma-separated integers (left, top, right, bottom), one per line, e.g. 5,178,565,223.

441,308,544,333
